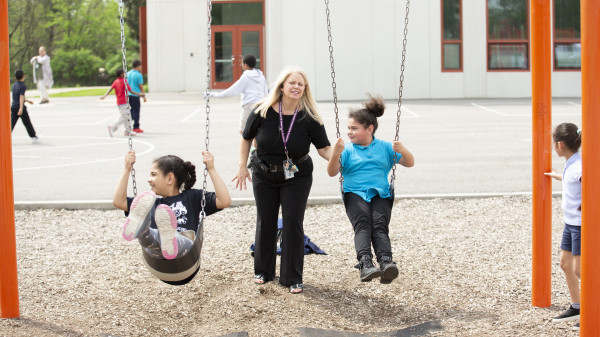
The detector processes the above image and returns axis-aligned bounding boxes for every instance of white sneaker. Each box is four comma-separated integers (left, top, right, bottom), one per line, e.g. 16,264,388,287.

31,136,40,144
155,204,179,260
122,191,156,241
124,131,137,136
107,125,113,138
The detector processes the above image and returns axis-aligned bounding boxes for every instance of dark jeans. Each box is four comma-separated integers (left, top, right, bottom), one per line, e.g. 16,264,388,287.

252,156,313,286
343,192,393,262
128,95,141,129
11,105,37,137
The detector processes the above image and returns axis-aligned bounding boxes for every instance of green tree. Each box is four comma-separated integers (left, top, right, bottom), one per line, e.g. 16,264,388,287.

8,0,140,87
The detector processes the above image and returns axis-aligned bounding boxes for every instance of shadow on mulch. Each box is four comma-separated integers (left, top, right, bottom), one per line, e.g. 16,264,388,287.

298,320,443,336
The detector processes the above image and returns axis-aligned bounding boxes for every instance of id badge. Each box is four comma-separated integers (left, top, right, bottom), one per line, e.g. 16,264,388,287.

283,159,299,180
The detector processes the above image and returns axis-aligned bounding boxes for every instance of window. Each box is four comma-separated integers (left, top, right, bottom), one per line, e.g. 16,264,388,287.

487,0,529,70
554,0,580,70
211,2,263,26
441,0,462,71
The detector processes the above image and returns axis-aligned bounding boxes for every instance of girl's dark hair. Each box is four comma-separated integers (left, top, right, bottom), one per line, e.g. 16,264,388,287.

348,94,385,134
153,155,196,191
115,68,124,77
553,122,581,152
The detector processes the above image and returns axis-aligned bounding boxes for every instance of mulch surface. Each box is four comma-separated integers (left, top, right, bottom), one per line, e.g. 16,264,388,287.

0,196,581,336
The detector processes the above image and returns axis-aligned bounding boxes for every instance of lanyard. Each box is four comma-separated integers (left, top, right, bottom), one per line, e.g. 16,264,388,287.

278,101,299,158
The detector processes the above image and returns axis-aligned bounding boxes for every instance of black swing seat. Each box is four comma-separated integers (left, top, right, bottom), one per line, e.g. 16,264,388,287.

141,220,204,286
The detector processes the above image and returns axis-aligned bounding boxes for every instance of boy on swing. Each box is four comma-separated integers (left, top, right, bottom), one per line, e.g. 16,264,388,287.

327,94,414,283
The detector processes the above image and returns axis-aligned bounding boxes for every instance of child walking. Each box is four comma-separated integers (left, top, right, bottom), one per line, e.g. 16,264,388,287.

327,94,414,283
113,149,231,263
10,69,39,143
545,122,582,331
101,68,145,137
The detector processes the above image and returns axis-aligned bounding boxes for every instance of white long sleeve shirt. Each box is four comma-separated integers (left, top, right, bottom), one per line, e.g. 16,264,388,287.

211,69,268,106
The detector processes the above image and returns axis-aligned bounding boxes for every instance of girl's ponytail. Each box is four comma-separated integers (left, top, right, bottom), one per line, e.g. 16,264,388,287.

182,161,197,191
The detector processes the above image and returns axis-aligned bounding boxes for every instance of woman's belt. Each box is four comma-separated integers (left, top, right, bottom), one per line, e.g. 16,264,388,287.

266,153,310,172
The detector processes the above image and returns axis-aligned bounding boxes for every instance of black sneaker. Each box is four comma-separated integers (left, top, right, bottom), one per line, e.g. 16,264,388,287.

552,305,580,322
379,256,399,284
572,323,579,331
359,255,381,282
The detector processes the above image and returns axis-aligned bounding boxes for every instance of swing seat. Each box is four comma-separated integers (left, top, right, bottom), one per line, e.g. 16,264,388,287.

141,220,204,285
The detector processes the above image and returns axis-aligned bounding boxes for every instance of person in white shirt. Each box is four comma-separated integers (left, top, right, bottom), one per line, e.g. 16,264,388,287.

545,122,582,330
30,46,53,104
206,54,268,134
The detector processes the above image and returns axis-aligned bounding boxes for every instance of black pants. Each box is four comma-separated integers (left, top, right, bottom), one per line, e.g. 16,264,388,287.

252,157,313,286
343,192,393,262
11,106,37,137
128,95,140,129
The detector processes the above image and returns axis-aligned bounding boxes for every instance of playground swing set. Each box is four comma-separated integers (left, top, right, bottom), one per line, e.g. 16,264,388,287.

0,0,599,335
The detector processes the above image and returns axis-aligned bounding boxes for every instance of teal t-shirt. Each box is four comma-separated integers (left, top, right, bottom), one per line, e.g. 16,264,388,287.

340,137,402,202
126,69,143,97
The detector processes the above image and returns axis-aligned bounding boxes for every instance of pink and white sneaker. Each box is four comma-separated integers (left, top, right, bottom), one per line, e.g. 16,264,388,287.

155,204,179,260
122,191,156,241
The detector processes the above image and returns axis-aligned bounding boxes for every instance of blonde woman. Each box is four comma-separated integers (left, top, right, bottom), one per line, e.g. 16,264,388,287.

232,66,332,294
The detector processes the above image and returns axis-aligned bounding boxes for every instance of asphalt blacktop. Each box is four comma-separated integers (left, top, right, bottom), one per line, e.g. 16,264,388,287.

10,88,579,209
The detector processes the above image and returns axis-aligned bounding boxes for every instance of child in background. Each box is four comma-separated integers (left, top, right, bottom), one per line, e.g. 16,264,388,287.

113,150,231,262
327,94,414,283
11,69,39,143
545,122,582,331
101,68,145,137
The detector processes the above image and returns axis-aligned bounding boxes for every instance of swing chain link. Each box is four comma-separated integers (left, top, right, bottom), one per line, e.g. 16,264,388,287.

200,0,213,218
118,0,137,197
390,0,410,191
324,0,344,193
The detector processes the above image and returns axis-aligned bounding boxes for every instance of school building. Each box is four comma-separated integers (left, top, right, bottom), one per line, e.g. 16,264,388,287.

145,0,581,100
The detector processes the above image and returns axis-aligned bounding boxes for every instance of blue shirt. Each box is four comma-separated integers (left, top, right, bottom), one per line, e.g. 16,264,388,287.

340,137,402,202
126,69,143,97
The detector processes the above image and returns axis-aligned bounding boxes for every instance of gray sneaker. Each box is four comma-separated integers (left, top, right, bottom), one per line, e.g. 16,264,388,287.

31,136,39,144
552,305,580,322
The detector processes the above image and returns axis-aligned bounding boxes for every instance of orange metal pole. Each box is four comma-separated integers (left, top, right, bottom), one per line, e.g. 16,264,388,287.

0,0,20,318
580,0,600,334
530,0,552,308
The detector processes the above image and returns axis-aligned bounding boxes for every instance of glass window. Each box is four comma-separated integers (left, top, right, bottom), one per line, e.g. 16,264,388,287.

442,0,462,71
554,0,580,70
555,43,581,69
443,44,461,70
487,0,529,70
212,3,263,26
489,44,528,69
443,0,460,40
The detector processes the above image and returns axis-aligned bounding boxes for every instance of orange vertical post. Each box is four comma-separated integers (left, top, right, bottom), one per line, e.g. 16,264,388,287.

530,0,552,308
580,0,600,335
139,6,147,75
0,0,20,319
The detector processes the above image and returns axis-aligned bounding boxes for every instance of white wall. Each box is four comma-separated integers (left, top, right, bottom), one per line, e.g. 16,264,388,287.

146,0,581,99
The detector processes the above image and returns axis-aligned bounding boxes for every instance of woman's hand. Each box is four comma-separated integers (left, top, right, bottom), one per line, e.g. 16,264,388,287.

232,166,252,191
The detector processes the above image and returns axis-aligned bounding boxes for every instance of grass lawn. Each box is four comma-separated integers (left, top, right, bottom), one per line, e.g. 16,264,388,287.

49,88,109,97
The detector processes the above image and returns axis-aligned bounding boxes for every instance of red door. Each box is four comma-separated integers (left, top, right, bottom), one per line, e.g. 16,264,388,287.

212,25,264,89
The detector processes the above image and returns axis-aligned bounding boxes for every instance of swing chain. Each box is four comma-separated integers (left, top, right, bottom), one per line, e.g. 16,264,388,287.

200,0,213,218
390,0,410,190
118,0,137,197
324,0,344,193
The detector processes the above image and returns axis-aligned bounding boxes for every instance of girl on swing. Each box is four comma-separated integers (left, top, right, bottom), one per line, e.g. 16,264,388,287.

113,150,231,261
327,94,414,283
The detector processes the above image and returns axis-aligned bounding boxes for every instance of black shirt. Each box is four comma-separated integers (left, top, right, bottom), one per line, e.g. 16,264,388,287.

243,107,330,164
11,81,26,108
126,189,221,232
